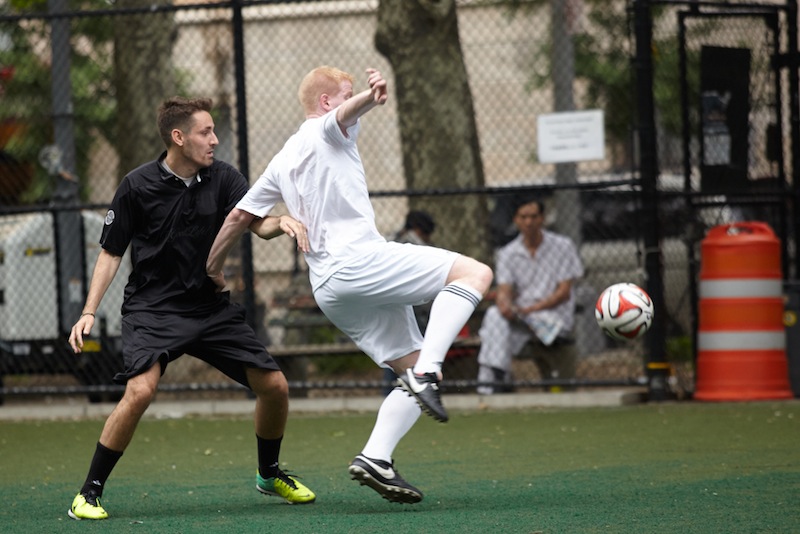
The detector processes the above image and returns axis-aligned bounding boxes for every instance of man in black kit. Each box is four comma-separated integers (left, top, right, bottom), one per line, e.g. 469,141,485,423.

67,97,315,520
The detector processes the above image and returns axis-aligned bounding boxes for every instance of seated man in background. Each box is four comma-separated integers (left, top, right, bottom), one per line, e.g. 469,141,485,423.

477,196,584,394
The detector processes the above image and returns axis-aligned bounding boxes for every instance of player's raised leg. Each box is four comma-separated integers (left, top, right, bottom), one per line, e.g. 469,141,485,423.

399,256,492,422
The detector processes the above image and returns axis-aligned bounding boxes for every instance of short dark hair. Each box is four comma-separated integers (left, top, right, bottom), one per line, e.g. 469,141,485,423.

405,210,436,235
512,195,545,216
157,97,213,148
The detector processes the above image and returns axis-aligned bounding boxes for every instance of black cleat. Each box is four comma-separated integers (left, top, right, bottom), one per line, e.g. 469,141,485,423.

398,369,448,422
348,455,423,504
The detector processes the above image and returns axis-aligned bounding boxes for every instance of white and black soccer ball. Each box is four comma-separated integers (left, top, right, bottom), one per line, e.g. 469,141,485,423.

594,283,654,341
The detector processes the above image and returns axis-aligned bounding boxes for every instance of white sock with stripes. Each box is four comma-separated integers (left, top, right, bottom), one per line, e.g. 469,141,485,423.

360,388,421,461
413,282,482,375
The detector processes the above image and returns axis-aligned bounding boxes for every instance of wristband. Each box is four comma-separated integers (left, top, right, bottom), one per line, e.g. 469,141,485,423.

80,312,95,318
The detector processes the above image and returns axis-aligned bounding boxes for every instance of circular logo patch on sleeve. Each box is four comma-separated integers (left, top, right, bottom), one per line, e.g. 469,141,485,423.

104,210,115,225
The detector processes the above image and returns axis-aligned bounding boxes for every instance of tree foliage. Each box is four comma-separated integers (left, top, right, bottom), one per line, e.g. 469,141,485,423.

0,0,116,203
523,0,700,171
113,0,176,177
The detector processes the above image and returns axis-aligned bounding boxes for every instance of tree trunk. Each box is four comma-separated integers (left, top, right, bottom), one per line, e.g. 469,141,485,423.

114,0,177,180
376,0,490,263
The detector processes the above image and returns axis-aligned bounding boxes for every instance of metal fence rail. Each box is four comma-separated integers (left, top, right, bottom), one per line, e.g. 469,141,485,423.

0,0,796,403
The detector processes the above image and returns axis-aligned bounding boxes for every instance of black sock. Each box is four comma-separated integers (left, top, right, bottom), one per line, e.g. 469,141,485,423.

257,435,283,478
80,442,123,497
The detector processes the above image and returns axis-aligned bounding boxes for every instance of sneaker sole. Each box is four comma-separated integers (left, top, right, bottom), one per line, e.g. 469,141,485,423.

67,509,106,520
348,464,423,504
256,483,315,504
397,380,449,423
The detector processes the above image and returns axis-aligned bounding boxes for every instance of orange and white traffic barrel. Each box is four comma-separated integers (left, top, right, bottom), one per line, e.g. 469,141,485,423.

695,222,793,401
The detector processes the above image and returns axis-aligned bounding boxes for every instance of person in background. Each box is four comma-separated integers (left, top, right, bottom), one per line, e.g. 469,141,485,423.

389,210,438,337
390,210,436,247
476,196,583,394
206,66,493,504
66,97,315,521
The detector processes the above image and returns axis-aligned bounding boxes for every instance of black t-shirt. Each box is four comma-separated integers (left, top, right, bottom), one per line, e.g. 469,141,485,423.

100,153,249,315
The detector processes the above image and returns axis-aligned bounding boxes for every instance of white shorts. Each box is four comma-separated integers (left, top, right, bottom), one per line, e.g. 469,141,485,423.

313,241,458,367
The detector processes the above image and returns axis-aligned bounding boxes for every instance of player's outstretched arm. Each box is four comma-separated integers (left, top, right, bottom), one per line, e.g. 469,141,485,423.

336,68,388,130
69,249,122,353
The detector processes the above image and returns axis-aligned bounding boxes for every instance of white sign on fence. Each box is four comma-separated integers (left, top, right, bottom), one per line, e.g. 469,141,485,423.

537,109,605,163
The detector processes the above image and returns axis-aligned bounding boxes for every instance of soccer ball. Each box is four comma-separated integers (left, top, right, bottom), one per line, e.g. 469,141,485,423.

594,283,654,341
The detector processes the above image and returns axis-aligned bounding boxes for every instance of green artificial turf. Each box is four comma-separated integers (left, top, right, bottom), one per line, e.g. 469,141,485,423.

0,401,797,533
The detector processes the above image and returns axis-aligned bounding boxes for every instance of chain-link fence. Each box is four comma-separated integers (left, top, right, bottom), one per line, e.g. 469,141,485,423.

0,0,796,403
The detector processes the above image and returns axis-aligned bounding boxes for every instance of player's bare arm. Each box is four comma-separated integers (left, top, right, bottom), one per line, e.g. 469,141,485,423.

69,249,122,353
250,214,310,253
206,207,254,289
207,210,310,291
336,68,388,130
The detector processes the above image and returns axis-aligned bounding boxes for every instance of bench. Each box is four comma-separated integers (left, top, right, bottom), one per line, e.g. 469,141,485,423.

269,336,481,359
268,308,480,392
264,284,488,394
266,337,481,396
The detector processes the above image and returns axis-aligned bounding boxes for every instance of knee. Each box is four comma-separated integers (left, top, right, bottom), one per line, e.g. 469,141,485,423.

466,262,493,296
249,369,288,399
122,380,157,412
271,372,289,398
475,263,494,294
451,257,494,295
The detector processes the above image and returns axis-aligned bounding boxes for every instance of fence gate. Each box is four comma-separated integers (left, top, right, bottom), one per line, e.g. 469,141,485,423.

673,0,798,382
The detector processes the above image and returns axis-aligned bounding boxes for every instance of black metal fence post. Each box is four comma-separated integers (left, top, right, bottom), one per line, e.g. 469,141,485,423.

231,0,256,330
633,0,671,401
788,0,800,280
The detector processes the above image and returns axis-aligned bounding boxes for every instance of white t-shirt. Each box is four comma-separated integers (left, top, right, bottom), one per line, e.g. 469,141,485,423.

237,110,385,291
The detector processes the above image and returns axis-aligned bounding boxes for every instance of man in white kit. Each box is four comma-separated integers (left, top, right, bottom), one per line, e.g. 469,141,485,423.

206,66,493,504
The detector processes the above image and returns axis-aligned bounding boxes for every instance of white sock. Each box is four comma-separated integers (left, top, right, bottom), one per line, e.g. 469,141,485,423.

360,388,421,461
413,282,482,375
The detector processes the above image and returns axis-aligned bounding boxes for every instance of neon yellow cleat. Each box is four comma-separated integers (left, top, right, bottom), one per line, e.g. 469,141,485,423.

68,491,109,520
256,470,316,504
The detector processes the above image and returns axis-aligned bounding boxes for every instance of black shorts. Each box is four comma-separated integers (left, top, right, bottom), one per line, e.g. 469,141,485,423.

114,301,280,388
